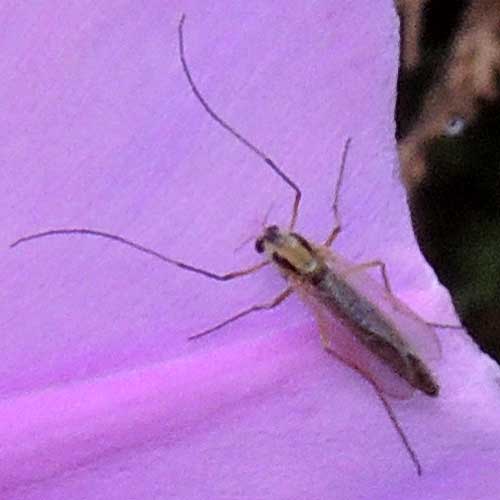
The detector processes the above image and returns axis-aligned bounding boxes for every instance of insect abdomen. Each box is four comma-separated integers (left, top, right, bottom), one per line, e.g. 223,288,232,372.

312,271,439,396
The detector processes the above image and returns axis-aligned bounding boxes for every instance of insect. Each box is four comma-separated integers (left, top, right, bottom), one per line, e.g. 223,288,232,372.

10,13,460,476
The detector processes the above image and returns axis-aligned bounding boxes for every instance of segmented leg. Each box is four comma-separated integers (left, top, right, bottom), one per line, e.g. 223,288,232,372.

344,258,463,330
188,287,294,340
323,224,342,248
424,321,463,330
344,259,393,294
314,306,422,476
324,138,352,247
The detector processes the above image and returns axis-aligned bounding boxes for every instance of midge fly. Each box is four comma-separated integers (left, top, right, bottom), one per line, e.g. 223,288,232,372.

10,14,461,476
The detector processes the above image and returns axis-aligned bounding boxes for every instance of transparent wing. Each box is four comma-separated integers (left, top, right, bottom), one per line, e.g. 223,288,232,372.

322,249,441,366
296,287,415,400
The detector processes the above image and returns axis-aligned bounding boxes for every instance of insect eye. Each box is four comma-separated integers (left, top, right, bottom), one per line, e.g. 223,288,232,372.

255,238,265,253
264,225,280,243
444,116,466,137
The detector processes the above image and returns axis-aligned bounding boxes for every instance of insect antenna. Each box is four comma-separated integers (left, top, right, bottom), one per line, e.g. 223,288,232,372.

178,14,301,230
234,201,275,253
10,228,267,281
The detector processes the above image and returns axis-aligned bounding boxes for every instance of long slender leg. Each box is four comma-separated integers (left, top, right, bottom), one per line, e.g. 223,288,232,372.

323,224,342,248
370,384,422,476
10,228,269,282
315,310,422,476
324,138,352,247
344,259,463,330
344,259,393,294
178,15,302,230
188,287,294,340
424,321,463,330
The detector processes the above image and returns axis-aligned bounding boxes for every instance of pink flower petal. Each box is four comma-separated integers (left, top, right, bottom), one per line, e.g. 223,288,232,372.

2,2,499,499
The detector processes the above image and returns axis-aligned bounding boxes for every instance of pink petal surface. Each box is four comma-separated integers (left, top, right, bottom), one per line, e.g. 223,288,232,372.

1,1,499,499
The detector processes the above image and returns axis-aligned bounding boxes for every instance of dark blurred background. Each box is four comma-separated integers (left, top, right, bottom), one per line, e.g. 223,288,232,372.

394,0,500,362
